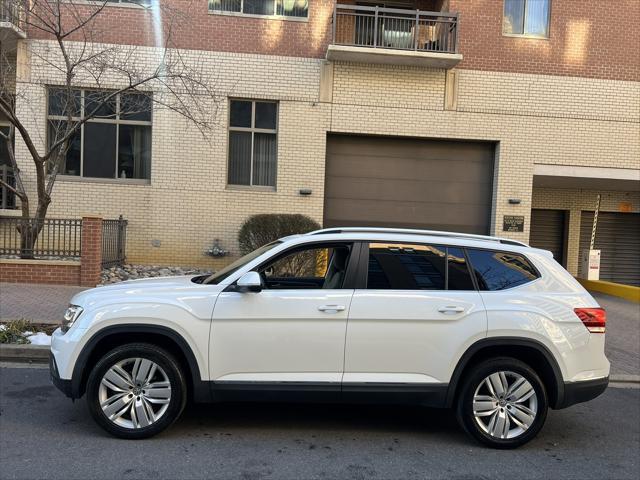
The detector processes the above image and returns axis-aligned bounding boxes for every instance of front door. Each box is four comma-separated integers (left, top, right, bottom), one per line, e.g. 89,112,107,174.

211,242,357,390
344,242,486,400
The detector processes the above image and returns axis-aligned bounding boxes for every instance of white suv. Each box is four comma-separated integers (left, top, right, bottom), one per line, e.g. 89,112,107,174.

50,227,609,448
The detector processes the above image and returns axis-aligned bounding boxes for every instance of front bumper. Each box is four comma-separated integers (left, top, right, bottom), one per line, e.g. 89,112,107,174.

556,376,609,409
49,353,73,398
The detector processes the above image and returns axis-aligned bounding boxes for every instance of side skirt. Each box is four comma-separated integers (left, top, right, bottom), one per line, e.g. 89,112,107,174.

206,381,449,407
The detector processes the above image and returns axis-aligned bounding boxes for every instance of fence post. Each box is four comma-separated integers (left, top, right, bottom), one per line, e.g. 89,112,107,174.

80,216,103,287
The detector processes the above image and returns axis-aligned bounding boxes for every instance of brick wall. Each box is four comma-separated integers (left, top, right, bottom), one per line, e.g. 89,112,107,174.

12,40,640,267
450,0,640,81
0,259,81,285
26,0,335,59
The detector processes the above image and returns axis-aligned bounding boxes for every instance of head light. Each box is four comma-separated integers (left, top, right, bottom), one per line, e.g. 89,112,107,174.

61,305,83,333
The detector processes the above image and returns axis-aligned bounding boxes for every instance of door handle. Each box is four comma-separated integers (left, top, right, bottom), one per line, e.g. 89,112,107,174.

318,305,346,312
438,306,465,314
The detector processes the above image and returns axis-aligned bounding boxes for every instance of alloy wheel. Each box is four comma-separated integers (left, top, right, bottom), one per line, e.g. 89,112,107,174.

472,370,538,439
98,357,172,429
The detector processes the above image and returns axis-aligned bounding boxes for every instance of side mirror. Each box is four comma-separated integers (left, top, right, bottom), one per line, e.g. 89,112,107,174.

236,271,263,293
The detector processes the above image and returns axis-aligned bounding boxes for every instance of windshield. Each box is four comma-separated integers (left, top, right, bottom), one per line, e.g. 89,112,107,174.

202,241,282,285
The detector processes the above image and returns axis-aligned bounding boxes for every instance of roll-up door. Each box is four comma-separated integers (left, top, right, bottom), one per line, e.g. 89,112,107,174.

579,211,640,286
324,135,495,234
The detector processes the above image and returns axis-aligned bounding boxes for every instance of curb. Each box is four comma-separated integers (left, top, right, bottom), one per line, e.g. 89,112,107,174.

0,344,50,364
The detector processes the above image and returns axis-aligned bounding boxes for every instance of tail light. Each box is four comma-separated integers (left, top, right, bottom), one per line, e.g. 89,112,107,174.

574,308,606,333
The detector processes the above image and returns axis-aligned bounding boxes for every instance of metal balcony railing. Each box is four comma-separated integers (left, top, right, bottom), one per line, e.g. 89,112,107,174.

332,4,459,54
0,0,24,27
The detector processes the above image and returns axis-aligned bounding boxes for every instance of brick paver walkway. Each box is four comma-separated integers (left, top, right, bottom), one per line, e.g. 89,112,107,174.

0,284,637,376
0,283,86,324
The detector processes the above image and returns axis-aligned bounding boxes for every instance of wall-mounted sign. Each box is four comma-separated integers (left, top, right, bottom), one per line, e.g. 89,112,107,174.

503,215,524,232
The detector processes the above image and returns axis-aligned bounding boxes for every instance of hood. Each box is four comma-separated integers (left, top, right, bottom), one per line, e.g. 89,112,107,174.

70,275,224,309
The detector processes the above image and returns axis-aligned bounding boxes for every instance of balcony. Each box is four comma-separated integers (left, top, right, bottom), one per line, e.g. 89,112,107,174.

328,4,462,69
0,0,26,43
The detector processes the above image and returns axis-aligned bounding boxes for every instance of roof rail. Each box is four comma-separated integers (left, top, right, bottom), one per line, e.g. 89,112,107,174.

307,227,529,247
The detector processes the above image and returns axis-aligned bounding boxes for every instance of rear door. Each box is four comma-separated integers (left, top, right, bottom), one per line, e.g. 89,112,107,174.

343,242,487,398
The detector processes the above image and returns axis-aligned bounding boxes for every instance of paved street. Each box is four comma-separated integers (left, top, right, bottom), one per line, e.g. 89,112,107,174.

0,366,638,480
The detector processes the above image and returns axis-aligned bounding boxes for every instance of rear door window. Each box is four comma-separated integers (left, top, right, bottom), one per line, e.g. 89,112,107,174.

466,249,539,291
367,243,446,290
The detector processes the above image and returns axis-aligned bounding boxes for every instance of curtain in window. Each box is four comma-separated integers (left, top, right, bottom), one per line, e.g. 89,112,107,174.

252,133,277,187
524,0,550,37
228,131,252,185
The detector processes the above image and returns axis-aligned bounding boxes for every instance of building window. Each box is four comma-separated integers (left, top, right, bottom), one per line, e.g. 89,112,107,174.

104,0,152,6
503,0,550,38
47,88,152,180
227,99,278,188
209,0,308,19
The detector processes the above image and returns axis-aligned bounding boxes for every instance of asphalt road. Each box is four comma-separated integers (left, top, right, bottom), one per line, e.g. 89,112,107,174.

1,366,638,480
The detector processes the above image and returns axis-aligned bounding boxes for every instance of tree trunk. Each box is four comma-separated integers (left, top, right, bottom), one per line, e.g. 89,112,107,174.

18,197,50,259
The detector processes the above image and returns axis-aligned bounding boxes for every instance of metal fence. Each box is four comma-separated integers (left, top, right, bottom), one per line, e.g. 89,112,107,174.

333,4,459,54
102,215,128,268
0,217,82,258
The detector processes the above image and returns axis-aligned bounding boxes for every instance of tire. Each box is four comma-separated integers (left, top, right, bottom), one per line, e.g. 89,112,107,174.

86,343,187,439
455,357,548,449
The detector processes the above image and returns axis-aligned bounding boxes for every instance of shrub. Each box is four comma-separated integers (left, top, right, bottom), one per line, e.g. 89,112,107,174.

238,214,321,255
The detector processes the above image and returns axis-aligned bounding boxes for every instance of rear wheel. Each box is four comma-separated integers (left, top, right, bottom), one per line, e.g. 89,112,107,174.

456,357,548,449
86,343,187,439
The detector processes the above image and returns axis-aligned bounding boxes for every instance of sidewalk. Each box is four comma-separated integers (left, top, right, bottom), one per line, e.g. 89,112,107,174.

1,283,638,376
0,283,86,324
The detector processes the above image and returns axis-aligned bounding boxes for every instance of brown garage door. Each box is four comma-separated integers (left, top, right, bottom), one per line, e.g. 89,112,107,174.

530,209,568,267
579,211,640,286
324,135,495,234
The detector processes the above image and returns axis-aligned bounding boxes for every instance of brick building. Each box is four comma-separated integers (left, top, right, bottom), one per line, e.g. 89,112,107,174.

1,0,639,284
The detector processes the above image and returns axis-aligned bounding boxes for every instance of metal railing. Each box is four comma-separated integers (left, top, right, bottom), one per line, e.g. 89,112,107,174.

0,0,24,26
332,4,459,54
0,165,17,210
0,217,82,258
102,215,128,268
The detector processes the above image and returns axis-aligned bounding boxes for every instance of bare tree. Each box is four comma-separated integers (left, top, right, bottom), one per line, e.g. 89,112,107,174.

0,0,218,257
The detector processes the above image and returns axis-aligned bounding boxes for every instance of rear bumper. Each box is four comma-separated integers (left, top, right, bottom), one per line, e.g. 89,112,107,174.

555,376,609,409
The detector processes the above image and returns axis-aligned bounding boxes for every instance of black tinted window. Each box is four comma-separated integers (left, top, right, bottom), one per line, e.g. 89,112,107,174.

367,243,446,290
467,249,538,291
447,247,475,290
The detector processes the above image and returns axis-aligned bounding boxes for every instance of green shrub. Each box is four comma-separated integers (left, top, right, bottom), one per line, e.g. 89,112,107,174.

238,214,321,255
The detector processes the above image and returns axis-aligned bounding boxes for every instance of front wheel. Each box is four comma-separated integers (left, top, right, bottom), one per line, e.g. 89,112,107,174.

456,357,548,449
86,343,187,439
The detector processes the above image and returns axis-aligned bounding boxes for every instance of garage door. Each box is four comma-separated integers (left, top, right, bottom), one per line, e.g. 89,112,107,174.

530,209,568,267
579,211,640,286
324,135,495,234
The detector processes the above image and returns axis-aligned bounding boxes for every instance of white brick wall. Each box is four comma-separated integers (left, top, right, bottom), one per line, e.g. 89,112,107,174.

11,40,640,269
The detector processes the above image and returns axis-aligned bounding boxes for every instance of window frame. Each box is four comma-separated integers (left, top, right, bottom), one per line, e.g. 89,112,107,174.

46,87,153,183
502,0,552,39
209,0,309,22
465,247,541,292
250,241,361,290
226,98,278,189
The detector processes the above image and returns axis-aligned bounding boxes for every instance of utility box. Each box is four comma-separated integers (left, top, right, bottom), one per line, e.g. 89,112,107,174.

579,249,601,281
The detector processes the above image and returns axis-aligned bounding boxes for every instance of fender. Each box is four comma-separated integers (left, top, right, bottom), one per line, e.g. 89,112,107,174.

445,337,565,409
70,324,212,402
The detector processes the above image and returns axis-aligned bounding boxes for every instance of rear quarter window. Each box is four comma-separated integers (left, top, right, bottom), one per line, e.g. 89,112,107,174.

466,249,539,291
